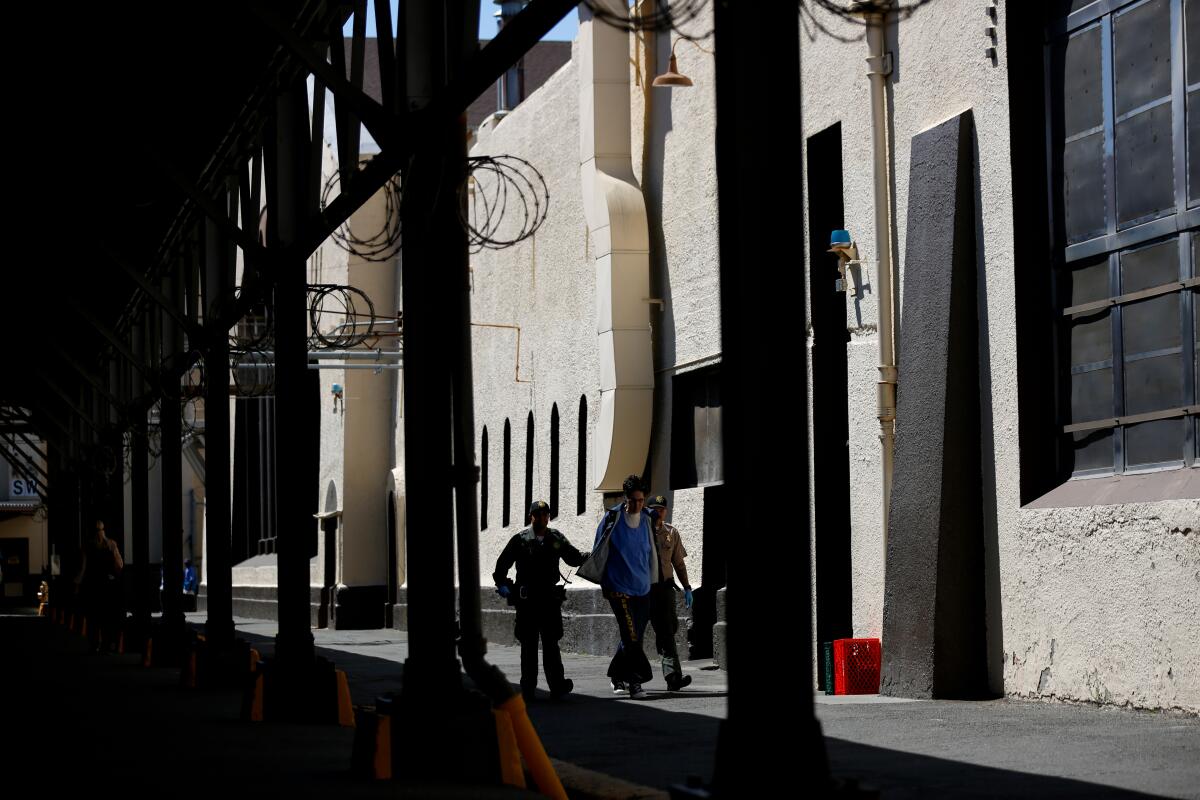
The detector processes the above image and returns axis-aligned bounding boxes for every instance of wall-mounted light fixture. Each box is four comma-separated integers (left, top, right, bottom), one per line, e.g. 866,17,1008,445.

652,38,713,88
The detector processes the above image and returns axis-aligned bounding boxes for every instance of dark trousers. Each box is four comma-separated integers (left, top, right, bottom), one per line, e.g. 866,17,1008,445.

514,598,567,691
83,577,123,651
650,582,683,687
605,591,652,685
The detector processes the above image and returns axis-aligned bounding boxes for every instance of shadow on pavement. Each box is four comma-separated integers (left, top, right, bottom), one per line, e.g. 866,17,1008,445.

2,614,1182,798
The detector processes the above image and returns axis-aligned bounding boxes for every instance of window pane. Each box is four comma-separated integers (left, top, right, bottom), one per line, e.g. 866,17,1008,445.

1058,26,1104,138
1123,292,1181,353
1116,103,1175,226
1069,313,1112,366
1188,0,1200,86
1125,418,1184,466
1193,287,1199,400
1121,239,1179,293
1114,0,1172,116
1072,428,1114,472
1064,132,1108,242
1073,367,1114,421
1125,353,1183,414
1067,258,1112,305
1190,90,1200,204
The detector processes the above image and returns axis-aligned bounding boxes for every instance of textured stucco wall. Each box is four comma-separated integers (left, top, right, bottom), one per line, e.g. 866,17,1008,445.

1005,503,1198,712
471,47,603,578
311,142,352,588
800,1,1199,711
336,191,399,590
468,12,720,594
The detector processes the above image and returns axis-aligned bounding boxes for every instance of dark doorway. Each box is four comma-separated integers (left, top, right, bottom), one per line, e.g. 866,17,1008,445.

0,537,30,603
688,484,727,660
384,490,398,628
807,123,854,689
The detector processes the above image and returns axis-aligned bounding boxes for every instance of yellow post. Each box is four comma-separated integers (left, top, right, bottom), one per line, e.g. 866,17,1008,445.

249,674,264,722
335,670,356,727
374,715,392,780
493,709,527,789
498,695,567,800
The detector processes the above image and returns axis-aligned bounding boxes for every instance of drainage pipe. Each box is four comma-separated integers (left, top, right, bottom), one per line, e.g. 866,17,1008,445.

857,1,898,551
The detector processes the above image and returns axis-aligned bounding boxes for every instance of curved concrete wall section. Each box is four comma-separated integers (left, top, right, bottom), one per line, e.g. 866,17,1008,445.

578,4,653,491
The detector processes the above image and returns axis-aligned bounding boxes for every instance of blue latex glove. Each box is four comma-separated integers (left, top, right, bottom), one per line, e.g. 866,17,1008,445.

684,589,693,609
497,585,511,598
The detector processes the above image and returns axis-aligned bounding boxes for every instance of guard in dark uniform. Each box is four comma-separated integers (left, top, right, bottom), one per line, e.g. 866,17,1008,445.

493,500,587,701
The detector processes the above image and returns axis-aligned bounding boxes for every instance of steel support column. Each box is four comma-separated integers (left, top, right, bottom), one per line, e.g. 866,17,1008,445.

130,319,152,628
708,1,827,794
270,76,318,667
203,210,235,646
388,1,507,783
160,276,187,631
398,1,467,703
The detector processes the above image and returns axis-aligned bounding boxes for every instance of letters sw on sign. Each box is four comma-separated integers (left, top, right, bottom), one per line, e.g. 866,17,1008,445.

10,479,37,497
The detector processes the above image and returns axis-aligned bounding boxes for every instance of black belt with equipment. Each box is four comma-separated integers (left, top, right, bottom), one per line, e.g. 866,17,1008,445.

516,584,567,603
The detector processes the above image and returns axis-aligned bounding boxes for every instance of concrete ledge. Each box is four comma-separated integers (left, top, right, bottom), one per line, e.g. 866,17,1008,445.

712,588,727,670
1024,468,1200,509
551,758,669,800
197,585,327,628
397,586,690,659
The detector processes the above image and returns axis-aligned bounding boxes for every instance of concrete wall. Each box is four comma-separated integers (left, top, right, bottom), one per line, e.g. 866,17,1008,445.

336,194,399,590
0,455,49,590
468,12,719,600
219,139,403,626
470,43,605,575
799,1,1198,711
0,515,48,598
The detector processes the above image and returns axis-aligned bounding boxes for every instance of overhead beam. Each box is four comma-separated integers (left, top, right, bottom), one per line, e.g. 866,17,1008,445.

0,433,50,482
294,0,578,259
153,151,269,265
31,371,102,434
69,300,152,380
247,0,388,143
53,344,124,410
106,246,206,343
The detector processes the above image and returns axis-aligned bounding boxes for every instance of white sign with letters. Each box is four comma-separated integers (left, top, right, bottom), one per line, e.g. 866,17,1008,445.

9,479,38,498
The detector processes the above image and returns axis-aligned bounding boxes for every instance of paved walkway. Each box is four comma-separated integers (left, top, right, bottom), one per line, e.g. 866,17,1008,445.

4,609,1197,797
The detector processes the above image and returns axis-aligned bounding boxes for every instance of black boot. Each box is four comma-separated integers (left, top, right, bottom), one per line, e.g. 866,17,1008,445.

667,674,692,691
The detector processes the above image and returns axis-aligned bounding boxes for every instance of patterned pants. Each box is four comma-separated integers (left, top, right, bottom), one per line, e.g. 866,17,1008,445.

605,591,652,685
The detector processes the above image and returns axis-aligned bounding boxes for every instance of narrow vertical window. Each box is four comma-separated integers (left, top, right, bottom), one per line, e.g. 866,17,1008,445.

480,427,489,530
549,404,560,519
577,395,588,515
503,419,511,527
524,412,534,523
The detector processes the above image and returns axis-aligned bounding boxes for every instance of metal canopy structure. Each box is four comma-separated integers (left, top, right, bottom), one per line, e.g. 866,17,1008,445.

0,0,825,792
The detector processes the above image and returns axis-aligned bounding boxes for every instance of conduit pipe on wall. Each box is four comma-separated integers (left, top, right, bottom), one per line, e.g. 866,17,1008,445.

857,1,899,550
579,2,654,491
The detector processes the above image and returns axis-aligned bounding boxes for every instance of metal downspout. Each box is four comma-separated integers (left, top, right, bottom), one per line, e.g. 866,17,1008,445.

861,2,898,552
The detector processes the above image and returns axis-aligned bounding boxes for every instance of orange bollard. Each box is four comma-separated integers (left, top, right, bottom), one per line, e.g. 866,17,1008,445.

336,670,356,728
249,674,265,722
498,694,567,800
374,714,392,779
493,709,527,789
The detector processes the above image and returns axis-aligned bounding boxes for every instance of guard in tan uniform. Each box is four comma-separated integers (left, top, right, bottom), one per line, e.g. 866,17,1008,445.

647,495,693,690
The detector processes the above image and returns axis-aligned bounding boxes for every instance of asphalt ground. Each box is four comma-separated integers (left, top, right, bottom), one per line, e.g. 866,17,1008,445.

3,609,1197,798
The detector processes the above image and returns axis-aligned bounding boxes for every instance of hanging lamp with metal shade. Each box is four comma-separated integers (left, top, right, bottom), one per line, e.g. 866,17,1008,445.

652,52,693,87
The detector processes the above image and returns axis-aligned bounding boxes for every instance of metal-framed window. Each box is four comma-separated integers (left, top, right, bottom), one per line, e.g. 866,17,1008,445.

1047,0,1200,476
